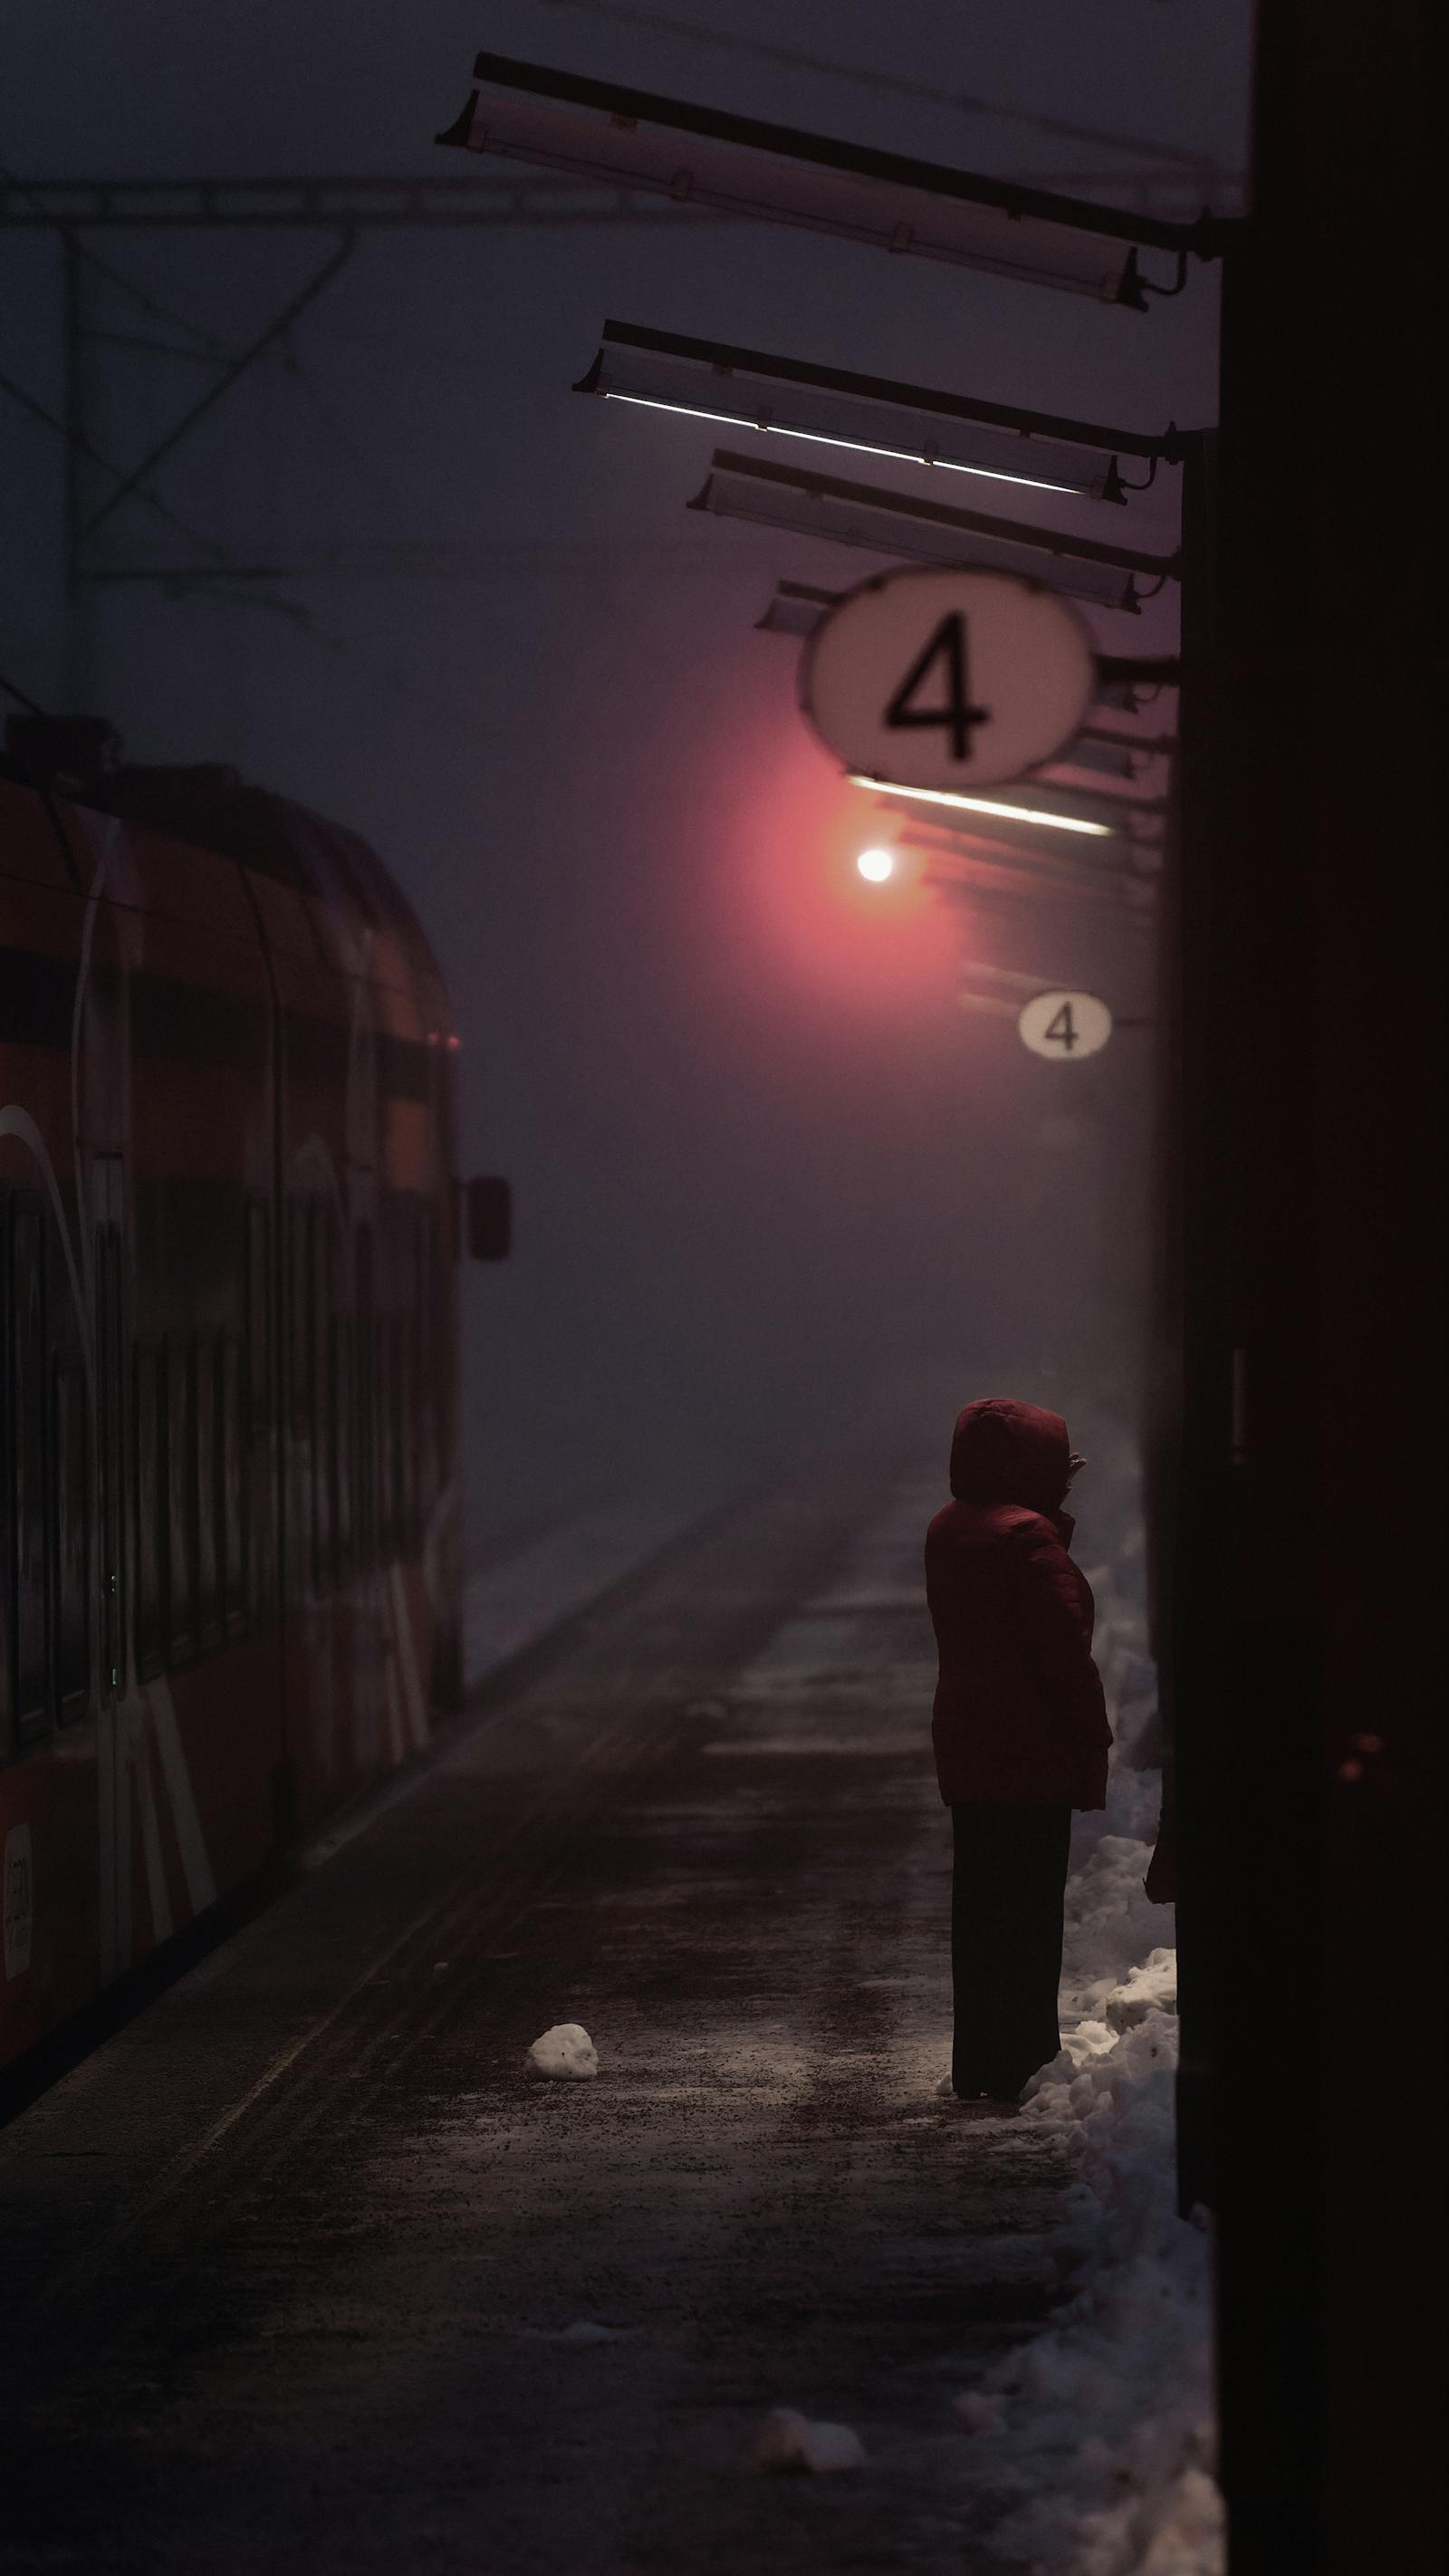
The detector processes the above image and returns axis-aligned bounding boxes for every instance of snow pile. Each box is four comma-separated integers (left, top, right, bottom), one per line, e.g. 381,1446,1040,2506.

755,2408,867,2473
525,2023,599,2080
984,1999,1219,2574
1105,1951,1179,2034
958,1534,1223,2575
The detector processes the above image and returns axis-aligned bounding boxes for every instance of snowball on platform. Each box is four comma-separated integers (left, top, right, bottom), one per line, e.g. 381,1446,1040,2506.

755,2408,866,2473
525,2023,599,2080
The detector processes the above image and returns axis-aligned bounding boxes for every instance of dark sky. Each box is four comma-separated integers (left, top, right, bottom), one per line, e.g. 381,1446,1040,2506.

1,3,1252,1534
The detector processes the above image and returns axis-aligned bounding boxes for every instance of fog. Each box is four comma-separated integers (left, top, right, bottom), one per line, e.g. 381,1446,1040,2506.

0,1,1252,1542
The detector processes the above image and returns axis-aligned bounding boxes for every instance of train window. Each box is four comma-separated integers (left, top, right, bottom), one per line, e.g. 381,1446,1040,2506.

197,1340,220,1651
9,1204,49,1744
372,1313,388,1565
311,1212,334,1584
383,1200,420,1556
218,1334,246,1632
389,1313,410,1552
415,1203,438,1533
245,1199,271,1431
331,1313,352,1577
94,1225,126,1697
355,1227,377,1570
168,1338,197,1663
132,1344,168,1679
288,1200,314,1439
52,1352,91,1721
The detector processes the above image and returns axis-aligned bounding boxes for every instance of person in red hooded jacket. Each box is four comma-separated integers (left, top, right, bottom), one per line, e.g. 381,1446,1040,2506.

925,1398,1111,2106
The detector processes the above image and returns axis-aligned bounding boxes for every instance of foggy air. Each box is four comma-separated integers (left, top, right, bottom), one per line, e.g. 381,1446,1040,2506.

3,7,1441,2575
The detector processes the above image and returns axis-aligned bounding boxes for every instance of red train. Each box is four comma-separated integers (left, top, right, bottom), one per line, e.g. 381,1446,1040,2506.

0,720,506,2071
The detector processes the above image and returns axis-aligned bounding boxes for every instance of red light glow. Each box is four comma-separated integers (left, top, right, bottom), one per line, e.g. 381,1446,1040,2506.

723,723,958,1030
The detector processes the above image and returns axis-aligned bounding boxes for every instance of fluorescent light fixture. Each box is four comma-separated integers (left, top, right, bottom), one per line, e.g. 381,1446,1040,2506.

956,989,1022,1019
851,776,1115,836
1097,676,1148,715
1030,761,1168,815
960,959,1073,990
754,579,841,637
1041,735,1139,783
608,391,1078,493
907,836,1157,918
692,449,1176,615
577,325,1179,503
1079,720,1177,760
443,55,1216,304
899,823,1156,891
607,392,765,436
935,875,1155,923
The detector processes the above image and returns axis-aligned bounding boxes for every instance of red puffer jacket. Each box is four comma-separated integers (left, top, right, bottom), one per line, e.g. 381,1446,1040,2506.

925,1398,1111,1811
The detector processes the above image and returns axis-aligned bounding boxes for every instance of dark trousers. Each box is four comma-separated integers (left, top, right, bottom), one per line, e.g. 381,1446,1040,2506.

950,1802,1073,2099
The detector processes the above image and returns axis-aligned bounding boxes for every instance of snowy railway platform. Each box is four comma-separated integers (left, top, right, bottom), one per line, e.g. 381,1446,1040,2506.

0,1447,1212,2575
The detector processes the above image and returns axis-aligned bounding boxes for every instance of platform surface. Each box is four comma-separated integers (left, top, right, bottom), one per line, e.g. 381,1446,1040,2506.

0,1460,1070,2574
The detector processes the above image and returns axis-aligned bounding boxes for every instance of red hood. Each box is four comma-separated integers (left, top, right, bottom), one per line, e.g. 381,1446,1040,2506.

948,1398,1072,1517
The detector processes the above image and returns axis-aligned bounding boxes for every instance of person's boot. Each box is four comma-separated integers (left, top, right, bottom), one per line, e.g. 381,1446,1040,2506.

936,2075,1022,2114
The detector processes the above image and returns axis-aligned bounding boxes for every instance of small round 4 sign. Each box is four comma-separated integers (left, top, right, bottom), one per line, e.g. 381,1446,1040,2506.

1018,989,1113,1061
800,565,1097,793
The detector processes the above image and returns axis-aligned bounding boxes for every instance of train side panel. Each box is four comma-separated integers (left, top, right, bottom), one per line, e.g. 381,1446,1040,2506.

1,761,466,2073
1,786,100,2052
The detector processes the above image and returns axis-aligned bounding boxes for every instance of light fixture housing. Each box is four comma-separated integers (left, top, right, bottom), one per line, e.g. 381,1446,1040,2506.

1037,736,1140,783
753,579,842,638
440,53,1221,305
577,321,1183,504
907,832,1158,918
692,449,1176,614
898,821,1159,891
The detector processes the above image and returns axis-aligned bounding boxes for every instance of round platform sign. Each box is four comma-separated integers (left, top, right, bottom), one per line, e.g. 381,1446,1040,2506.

801,566,1096,793
1018,989,1113,1061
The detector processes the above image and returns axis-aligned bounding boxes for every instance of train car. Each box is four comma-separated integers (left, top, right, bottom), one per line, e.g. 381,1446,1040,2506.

0,721,507,2071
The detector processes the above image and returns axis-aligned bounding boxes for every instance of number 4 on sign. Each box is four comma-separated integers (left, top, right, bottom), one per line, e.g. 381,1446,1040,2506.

1018,990,1113,1061
883,612,992,764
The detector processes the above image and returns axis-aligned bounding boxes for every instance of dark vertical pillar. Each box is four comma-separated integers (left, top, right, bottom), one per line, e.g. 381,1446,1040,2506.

1182,5,1444,2568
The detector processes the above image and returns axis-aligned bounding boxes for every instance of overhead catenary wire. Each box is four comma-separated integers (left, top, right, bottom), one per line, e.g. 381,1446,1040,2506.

529,0,1231,175
78,234,357,544
0,360,236,568
0,666,48,716
0,345,513,723
0,159,225,352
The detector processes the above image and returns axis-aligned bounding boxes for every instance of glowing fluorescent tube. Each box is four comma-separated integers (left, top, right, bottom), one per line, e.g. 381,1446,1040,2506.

603,392,1080,496
850,777,1114,836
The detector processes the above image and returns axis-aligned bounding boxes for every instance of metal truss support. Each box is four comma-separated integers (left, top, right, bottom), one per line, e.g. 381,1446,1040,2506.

0,172,726,231
80,233,356,548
